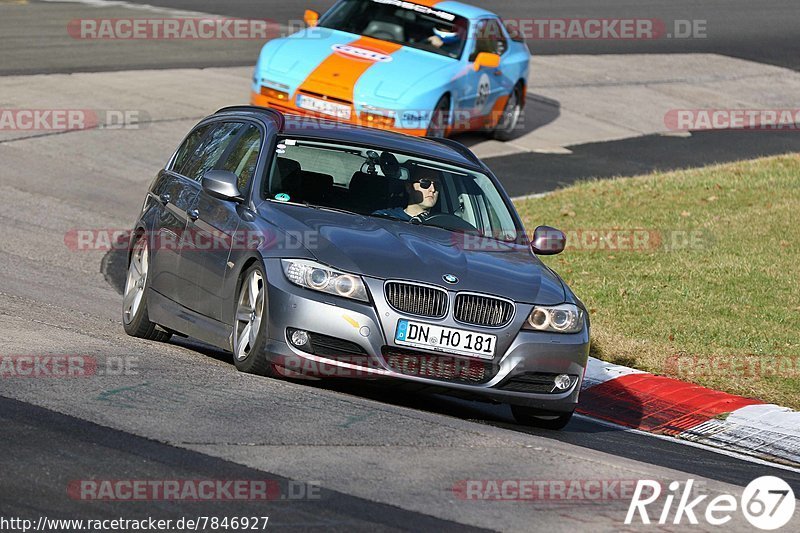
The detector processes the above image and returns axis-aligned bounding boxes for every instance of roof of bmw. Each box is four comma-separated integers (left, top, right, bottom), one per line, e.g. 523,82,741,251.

215,106,483,170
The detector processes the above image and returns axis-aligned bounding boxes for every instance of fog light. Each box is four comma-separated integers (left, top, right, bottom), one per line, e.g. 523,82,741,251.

554,374,572,391
291,330,309,347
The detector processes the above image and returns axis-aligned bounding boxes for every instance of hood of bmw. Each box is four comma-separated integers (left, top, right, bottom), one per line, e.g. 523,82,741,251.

262,204,566,305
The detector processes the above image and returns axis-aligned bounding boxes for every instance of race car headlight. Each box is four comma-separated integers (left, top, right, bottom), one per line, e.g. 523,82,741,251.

281,259,369,302
523,304,584,333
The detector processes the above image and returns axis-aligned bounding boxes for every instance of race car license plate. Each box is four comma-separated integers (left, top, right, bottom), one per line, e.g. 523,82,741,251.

395,320,496,360
296,94,352,120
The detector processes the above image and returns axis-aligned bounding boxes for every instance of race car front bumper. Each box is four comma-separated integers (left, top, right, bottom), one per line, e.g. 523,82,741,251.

251,91,429,137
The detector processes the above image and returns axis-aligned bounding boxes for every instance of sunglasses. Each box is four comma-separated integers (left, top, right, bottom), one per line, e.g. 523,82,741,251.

415,179,440,191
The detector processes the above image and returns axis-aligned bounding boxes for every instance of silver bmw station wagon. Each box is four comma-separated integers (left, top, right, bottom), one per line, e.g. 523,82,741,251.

124,106,589,429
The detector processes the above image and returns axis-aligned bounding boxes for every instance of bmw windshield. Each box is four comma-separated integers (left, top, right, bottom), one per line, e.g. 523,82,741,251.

264,137,521,242
318,0,469,59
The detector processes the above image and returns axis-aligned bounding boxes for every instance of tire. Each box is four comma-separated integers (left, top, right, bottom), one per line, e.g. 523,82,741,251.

426,96,450,138
232,263,274,376
510,405,574,430
492,84,524,141
122,235,172,342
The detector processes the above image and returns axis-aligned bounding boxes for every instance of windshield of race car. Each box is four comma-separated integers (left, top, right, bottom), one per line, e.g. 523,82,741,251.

318,0,469,59
264,138,520,241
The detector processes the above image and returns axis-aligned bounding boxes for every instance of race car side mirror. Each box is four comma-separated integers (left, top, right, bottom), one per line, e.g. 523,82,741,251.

531,226,566,255
473,52,501,71
304,10,320,28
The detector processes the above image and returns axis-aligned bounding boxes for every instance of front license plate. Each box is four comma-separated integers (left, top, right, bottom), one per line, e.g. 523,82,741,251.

394,320,496,360
296,94,352,120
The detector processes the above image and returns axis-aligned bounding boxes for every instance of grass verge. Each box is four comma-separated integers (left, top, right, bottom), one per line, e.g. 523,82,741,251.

514,154,800,409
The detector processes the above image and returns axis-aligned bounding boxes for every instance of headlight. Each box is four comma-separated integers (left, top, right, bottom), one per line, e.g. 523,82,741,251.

522,304,584,334
281,259,369,302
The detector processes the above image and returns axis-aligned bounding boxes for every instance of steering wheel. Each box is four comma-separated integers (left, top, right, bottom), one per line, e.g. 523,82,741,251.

413,213,477,232
370,31,396,41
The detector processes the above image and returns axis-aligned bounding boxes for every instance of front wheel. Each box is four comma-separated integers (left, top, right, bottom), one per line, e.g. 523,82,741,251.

493,85,524,141
232,264,274,376
510,405,574,430
426,96,450,138
122,235,172,342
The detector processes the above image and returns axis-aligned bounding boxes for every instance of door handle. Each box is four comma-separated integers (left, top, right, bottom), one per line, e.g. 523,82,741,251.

187,208,200,221
159,192,171,205
494,69,503,76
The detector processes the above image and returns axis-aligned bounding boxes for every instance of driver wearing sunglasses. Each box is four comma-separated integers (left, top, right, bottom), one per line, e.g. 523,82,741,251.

372,167,440,222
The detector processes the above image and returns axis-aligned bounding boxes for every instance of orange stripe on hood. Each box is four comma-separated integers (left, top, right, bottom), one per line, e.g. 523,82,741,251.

297,37,402,104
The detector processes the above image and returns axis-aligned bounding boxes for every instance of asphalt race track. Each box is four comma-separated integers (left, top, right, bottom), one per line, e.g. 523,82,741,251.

1,1,799,531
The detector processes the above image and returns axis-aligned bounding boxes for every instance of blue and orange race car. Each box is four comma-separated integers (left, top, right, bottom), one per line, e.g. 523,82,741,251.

250,0,530,139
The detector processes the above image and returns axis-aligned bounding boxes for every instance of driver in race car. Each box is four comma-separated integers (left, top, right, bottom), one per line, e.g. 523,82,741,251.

373,166,440,222
425,21,466,55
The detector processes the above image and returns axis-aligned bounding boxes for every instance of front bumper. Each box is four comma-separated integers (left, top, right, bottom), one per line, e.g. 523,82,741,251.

262,259,589,412
251,91,428,137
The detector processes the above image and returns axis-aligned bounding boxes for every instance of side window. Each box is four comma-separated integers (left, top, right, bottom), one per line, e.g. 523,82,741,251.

469,19,508,61
502,20,525,43
219,124,262,193
171,125,210,175
181,122,244,182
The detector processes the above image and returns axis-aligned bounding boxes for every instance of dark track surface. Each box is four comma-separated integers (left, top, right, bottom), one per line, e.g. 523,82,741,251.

2,1,798,75
121,0,800,70
0,396,491,532
482,128,800,197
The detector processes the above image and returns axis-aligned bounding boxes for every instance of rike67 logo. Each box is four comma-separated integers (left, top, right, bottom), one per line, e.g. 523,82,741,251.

626,476,795,530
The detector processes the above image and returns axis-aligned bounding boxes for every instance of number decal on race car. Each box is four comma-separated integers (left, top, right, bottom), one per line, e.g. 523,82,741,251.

475,73,491,109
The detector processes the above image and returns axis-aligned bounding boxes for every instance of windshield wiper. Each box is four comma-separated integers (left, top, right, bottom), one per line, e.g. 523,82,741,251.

367,212,404,222
297,201,361,217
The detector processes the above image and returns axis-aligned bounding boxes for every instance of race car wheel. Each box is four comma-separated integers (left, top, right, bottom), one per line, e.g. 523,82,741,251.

493,84,524,141
426,96,450,138
232,264,274,376
510,405,574,430
122,235,172,342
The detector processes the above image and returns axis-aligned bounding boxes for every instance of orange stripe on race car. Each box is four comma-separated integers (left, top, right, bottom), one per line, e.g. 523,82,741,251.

405,0,442,7
297,37,402,104
487,94,510,128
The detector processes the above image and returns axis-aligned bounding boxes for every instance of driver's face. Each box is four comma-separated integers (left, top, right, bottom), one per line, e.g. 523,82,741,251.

412,178,440,209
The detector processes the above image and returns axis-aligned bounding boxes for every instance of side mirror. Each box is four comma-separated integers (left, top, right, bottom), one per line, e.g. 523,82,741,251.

202,170,244,202
531,226,566,255
473,52,501,71
304,9,320,27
